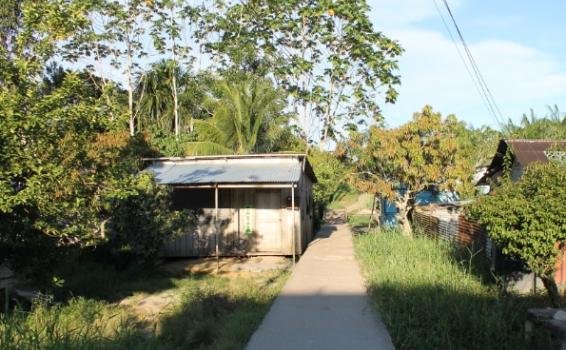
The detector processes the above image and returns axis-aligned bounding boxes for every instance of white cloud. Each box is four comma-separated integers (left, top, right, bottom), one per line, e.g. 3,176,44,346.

380,28,566,127
367,0,566,128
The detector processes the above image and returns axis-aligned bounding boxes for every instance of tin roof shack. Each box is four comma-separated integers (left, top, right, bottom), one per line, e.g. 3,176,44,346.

479,139,566,184
144,154,317,259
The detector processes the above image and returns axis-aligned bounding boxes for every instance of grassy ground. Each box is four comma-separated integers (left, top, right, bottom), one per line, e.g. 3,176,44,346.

327,191,373,211
354,229,557,350
347,215,372,232
1,261,287,350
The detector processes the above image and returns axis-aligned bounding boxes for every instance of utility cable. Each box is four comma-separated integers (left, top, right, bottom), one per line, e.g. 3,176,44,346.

433,0,498,123
438,0,505,126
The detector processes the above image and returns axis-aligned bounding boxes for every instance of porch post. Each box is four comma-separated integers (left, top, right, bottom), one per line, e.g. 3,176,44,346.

215,184,219,272
291,184,295,266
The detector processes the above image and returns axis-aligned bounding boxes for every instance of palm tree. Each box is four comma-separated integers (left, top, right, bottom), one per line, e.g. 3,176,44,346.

502,105,566,140
136,60,195,133
185,76,288,155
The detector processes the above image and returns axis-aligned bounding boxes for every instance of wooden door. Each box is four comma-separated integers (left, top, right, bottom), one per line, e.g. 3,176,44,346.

254,189,282,252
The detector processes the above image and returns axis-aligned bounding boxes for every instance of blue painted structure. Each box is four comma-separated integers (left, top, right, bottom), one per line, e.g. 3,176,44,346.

379,189,459,227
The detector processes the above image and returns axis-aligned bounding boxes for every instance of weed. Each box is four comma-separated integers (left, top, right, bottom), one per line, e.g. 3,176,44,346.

354,229,557,350
0,263,288,350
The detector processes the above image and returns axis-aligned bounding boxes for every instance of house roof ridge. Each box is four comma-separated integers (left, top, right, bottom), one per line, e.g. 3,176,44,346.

142,153,308,162
504,138,566,143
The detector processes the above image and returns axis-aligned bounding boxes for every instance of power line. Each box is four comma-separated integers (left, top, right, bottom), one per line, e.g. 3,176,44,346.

436,0,505,126
432,0,497,123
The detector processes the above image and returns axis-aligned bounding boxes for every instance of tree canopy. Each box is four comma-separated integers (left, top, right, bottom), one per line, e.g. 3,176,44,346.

352,106,475,233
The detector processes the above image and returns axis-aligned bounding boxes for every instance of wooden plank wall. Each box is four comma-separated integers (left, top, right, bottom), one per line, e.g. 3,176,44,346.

162,187,306,257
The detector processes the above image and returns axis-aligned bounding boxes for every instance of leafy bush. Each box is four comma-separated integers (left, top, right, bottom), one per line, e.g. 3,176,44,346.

467,161,566,306
106,173,194,264
308,149,349,209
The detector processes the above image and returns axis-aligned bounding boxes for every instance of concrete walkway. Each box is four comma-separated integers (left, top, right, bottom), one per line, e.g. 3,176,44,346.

246,221,394,350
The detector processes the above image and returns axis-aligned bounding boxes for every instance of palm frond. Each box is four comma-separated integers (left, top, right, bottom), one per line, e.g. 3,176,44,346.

184,141,234,156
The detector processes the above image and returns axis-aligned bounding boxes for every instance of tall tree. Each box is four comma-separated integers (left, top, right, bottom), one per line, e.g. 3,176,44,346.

198,0,402,147
135,60,207,134
352,106,474,234
149,0,198,137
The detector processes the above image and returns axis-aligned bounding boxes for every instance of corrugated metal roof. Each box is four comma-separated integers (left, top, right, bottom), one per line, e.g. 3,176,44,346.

480,139,566,183
506,139,566,165
145,157,305,185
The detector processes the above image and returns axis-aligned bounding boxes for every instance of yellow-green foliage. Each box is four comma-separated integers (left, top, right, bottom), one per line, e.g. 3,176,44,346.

353,105,475,200
1,270,288,350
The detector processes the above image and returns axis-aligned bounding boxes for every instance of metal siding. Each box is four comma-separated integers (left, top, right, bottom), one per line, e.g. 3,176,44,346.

414,206,487,253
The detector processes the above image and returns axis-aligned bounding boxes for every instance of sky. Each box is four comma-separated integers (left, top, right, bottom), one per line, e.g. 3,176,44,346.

367,0,566,129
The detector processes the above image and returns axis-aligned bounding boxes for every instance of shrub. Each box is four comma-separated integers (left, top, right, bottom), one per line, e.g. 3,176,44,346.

467,161,566,306
106,173,194,264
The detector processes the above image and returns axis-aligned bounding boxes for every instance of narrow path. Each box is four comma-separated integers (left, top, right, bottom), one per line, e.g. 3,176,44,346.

245,220,394,350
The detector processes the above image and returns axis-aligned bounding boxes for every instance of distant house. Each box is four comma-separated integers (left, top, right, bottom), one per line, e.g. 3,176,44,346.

475,139,566,292
379,186,459,227
479,139,566,185
144,154,317,258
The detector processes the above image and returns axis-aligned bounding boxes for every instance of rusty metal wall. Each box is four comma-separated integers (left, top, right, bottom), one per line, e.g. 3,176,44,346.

414,205,566,286
414,206,488,256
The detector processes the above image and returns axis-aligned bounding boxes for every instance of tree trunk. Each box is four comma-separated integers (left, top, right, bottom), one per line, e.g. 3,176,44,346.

170,6,180,138
395,192,413,236
541,274,562,307
126,46,135,137
172,72,179,137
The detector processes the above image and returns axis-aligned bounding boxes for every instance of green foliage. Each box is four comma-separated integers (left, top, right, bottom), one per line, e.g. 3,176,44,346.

308,149,349,206
0,0,190,277
355,229,556,350
502,105,566,139
186,75,291,155
136,60,208,134
1,267,288,350
200,0,402,145
352,106,474,232
106,173,194,263
467,161,566,305
0,297,142,350
453,123,501,168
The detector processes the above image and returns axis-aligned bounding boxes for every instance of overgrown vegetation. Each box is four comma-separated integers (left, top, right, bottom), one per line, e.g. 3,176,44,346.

354,229,557,350
467,161,566,306
502,105,566,139
1,263,288,350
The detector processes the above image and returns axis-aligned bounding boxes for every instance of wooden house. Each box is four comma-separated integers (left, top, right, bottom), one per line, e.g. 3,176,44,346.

144,154,317,259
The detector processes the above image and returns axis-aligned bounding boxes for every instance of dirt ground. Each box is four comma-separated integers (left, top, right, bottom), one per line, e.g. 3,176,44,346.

160,256,291,276
119,256,290,324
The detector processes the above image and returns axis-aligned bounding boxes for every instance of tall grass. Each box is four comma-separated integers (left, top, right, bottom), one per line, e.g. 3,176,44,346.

1,297,143,350
1,269,287,350
354,230,555,350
